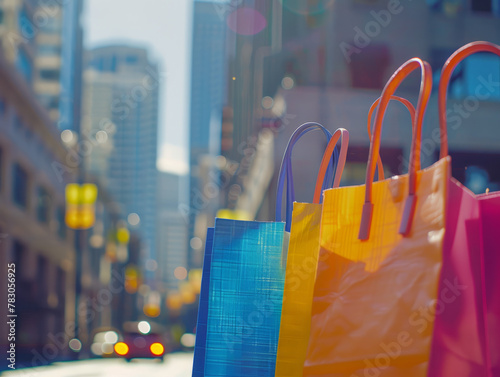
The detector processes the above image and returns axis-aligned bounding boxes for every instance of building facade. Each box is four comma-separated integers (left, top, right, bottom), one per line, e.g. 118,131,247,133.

83,45,160,268
58,0,84,132
188,0,228,268
215,0,500,216
0,51,76,368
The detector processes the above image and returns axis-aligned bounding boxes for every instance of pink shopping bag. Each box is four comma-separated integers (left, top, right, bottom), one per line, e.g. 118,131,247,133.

428,41,500,377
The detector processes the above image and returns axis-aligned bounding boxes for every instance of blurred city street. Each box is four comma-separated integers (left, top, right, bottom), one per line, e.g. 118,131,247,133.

2,353,193,377
1,0,500,374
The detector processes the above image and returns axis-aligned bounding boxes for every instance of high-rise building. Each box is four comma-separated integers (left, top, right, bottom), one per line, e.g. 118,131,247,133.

31,0,64,121
83,45,160,265
188,0,227,268
58,0,84,132
0,46,76,367
157,171,188,292
0,0,37,85
0,0,84,130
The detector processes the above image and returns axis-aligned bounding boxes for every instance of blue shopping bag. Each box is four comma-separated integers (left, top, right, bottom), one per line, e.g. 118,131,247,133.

193,123,338,377
205,219,286,376
192,227,214,377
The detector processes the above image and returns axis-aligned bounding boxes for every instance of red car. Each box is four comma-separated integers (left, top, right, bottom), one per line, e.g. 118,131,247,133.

114,321,168,362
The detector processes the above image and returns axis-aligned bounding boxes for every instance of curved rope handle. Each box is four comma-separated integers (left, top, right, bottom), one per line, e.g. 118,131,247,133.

313,128,349,203
284,126,336,211
359,58,433,240
439,41,500,158
275,123,337,231
367,96,417,181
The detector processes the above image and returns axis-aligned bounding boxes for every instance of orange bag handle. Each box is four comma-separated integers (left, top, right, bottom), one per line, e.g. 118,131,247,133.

367,95,417,181
313,128,349,204
359,58,433,240
439,41,500,159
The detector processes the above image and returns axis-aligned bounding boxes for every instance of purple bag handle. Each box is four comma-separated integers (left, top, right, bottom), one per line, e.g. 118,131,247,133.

276,123,338,231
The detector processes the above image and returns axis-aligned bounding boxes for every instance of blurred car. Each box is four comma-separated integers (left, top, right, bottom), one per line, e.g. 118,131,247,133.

114,320,169,362
89,327,122,358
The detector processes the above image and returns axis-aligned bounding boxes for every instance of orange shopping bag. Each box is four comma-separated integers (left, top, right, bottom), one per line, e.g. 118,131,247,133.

275,96,416,377
305,58,451,376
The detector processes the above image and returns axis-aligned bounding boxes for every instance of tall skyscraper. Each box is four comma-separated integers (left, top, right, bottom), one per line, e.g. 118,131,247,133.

83,45,160,265
0,0,83,130
58,0,84,132
0,0,37,85
32,0,65,121
188,0,227,268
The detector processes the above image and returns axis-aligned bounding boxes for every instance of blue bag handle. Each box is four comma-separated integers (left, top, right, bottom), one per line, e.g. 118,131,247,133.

275,123,339,231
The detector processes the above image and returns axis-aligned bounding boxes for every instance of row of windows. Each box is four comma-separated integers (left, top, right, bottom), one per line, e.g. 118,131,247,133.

39,68,60,81
0,95,60,173
11,240,66,308
37,44,61,56
90,54,142,73
343,44,500,94
1,150,66,240
428,0,500,15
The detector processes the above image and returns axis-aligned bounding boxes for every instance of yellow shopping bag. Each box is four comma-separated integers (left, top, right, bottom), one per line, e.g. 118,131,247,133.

275,128,348,377
304,58,451,376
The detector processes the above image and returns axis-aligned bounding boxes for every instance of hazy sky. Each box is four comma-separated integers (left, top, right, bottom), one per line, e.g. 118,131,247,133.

84,0,193,174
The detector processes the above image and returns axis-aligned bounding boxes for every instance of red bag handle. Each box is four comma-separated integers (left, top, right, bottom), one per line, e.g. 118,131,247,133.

439,41,500,158
359,58,433,240
313,128,349,203
367,95,417,181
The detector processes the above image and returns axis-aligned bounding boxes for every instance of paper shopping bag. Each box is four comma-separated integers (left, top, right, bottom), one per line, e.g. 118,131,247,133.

305,57,450,376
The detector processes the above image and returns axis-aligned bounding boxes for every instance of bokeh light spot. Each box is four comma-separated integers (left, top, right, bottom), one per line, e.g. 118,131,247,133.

227,7,267,36
114,342,129,356
69,338,82,352
101,342,114,355
190,237,203,250
180,333,196,348
281,76,295,90
262,96,274,109
61,129,74,143
150,342,164,356
96,130,108,143
127,213,140,226
138,321,151,334
174,266,188,280
104,331,119,344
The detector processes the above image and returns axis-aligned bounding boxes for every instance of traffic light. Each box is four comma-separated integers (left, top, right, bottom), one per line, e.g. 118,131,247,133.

116,227,130,244
124,265,139,294
144,291,161,318
65,184,98,229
